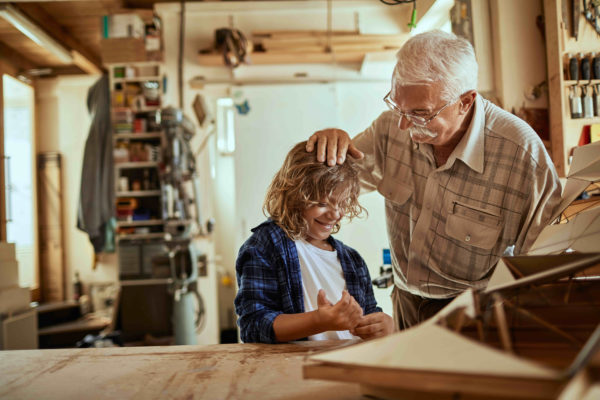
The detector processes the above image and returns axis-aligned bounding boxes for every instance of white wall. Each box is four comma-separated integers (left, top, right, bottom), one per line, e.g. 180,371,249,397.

490,0,548,110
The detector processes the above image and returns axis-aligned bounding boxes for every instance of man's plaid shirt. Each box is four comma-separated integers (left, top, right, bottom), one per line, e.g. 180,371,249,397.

234,220,381,343
354,95,562,299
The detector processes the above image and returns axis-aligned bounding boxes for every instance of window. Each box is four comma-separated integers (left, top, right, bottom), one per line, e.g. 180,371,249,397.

2,74,38,291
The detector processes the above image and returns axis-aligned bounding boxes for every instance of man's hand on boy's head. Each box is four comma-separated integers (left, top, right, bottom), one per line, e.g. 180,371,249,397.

350,312,395,340
316,289,363,331
306,129,364,167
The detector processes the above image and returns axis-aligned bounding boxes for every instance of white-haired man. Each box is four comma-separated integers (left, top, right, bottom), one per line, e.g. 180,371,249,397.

306,30,562,333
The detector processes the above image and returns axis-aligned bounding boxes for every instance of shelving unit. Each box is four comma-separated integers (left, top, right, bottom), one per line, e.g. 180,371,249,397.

107,61,170,280
544,0,600,176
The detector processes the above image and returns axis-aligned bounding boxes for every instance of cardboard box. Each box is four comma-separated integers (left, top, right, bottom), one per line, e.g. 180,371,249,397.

0,308,38,350
101,38,147,63
0,242,15,262
0,260,19,290
0,286,30,314
106,14,145,39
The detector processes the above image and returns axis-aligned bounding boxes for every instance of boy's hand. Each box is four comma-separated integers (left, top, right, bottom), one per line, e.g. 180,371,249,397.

350,312,395,340
316,289,363,331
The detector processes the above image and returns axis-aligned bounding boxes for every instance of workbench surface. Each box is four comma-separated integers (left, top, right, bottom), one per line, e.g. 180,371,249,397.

0,340,362,400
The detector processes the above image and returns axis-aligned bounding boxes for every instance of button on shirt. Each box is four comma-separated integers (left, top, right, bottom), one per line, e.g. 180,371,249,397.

353,95,562,299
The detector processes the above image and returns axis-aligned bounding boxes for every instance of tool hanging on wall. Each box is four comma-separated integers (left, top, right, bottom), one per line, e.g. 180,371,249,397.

593,84,600,116
569,53,579,80
593,52,600,79
214,28,252,68
583,85,595,118
583,0,600,36
570,85,583,118
573,0,581,39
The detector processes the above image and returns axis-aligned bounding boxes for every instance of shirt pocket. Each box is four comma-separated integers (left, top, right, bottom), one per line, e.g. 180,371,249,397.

445,200,502,250
377,175,413,207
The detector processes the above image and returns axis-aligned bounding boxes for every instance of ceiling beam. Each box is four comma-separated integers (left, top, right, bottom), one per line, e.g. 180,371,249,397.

14,3,103,73
0,40,37,74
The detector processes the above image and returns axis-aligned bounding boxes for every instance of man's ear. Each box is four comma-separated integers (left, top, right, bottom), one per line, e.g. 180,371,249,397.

459,90,477,114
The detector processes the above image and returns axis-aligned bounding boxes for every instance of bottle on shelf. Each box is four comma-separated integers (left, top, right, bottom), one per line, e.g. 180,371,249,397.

73,271,83,301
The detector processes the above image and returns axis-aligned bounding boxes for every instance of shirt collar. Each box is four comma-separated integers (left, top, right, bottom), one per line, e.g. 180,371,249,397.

451,94,485,173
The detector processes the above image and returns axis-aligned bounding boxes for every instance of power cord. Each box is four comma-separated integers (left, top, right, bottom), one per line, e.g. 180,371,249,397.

378,0,417,30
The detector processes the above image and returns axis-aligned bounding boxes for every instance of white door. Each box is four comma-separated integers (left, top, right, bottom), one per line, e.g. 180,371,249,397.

3,74,38,289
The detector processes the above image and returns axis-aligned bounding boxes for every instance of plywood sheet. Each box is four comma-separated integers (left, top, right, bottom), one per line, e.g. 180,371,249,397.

309,322,559,379
528,206,600,255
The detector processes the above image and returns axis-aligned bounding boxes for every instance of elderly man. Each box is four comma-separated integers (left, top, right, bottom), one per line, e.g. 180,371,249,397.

306,30,562,332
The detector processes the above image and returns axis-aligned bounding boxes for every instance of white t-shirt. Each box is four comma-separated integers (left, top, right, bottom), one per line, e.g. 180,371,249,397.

295,239,356,340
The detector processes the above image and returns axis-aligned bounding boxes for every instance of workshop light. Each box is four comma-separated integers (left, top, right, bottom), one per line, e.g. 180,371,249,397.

0,4,73,64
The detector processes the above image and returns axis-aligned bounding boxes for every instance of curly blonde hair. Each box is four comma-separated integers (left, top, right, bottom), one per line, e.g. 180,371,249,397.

263,141,364,240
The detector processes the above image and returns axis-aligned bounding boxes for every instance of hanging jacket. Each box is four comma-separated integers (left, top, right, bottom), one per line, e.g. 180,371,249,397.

77,75,114,253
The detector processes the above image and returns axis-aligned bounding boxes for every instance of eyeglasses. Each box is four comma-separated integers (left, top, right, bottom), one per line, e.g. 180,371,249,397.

383,91,458,127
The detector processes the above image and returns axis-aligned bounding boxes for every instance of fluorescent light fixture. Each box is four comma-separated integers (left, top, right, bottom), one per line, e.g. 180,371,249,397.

0,4,73,64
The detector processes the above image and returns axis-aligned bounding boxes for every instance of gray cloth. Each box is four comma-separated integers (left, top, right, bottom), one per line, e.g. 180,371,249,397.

77,75,114,253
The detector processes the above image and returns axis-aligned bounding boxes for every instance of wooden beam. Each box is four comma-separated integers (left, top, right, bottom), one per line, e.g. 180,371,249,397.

14,3,103,73
71,50,102,75
0,41,37,73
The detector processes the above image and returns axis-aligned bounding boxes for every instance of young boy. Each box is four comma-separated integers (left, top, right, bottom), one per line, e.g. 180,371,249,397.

234,141,394,343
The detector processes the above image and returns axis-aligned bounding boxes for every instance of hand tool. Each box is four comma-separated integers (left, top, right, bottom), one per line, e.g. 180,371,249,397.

570,85,583,118
582,85,595,118
581,53,591,81
569,53,579,80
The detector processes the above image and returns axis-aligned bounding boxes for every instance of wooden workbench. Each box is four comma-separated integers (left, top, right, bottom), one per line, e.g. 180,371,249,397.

0,341,361,399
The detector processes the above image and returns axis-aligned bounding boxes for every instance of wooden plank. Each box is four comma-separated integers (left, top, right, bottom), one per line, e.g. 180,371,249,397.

198,50,397,66
261,34,407,49
253,30,358,38
264,44,396,54
304,363,563,399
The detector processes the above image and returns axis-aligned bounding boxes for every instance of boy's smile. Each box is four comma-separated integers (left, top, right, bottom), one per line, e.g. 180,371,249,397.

303,202,342,248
